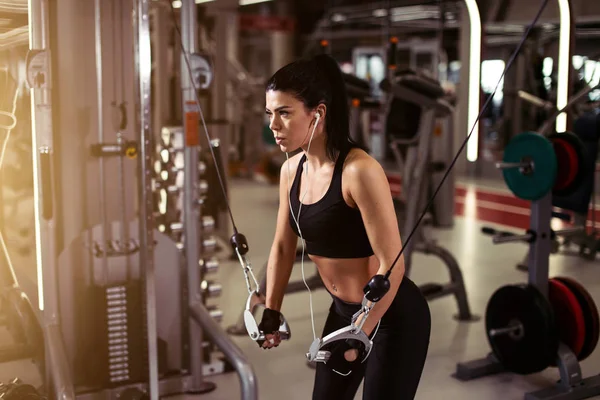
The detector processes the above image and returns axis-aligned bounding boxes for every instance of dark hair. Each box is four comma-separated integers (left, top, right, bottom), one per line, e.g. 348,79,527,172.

266,54,366,161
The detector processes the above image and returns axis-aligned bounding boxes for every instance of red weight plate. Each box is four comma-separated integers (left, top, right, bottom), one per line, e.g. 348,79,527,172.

553,276,600,361
548,279,586,358
551,138,578,190
549,131,588,197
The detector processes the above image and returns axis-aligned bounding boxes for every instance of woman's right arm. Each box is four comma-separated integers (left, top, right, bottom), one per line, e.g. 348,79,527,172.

264,157,299,312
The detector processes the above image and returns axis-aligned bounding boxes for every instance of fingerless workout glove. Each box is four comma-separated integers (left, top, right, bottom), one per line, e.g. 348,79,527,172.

258,308,282,335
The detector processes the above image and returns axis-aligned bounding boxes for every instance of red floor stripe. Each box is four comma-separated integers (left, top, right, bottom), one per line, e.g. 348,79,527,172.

387,173,600,231
454,202,531,231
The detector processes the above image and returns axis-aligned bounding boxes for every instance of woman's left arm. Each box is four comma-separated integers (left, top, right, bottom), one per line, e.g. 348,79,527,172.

347,154,406,336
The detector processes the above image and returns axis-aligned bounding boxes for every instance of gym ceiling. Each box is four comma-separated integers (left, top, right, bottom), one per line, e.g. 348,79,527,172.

2,0,600,58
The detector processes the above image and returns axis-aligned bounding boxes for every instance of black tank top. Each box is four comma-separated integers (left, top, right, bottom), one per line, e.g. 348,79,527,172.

288,149,375,259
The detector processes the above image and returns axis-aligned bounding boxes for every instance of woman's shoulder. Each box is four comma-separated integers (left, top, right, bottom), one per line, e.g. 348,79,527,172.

343,147,384,176
280,151,304,179
342,148,389,197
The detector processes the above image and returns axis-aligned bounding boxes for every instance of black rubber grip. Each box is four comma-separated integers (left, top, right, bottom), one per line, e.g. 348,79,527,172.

481,227,497,235
552,211,571,222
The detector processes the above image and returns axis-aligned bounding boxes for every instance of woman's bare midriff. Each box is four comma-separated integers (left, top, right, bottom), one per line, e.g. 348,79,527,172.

308,253,380,304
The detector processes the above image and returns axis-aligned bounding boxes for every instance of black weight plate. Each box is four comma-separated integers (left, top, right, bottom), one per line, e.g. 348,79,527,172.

119,388,149,400
5,288,44,358
3,384,42,400
548,131,588,197
554,276,600,361
486,284,558,374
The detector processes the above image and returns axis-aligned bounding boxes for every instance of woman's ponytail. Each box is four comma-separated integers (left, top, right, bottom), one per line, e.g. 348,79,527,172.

313,54,357,159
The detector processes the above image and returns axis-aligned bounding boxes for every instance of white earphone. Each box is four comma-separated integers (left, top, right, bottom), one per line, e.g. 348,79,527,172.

283,107,322,342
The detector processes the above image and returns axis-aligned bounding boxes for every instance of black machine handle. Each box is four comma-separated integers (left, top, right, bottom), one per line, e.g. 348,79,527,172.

482,226,536,244
551,211,572,222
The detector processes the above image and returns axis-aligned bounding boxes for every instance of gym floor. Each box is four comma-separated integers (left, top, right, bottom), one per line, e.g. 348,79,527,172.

1,176,600,400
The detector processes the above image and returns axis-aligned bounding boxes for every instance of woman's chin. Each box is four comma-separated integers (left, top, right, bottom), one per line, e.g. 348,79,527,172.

279,143,292,152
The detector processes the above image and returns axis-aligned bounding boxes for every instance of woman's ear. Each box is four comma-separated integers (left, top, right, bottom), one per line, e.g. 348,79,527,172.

315,104,327,121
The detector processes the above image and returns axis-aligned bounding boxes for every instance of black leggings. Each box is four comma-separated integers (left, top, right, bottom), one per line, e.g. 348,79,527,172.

312,277,431,400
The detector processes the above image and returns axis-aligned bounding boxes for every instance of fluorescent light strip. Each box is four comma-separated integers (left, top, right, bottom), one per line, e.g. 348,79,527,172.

172,0,272,7
28,0,45,312
556,0,571,132
465,0,481,162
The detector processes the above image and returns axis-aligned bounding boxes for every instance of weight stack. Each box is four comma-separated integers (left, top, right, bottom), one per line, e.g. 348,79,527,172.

77,280,168,389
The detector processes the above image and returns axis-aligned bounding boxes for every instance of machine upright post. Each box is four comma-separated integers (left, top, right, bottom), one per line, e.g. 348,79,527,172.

527,193,553,299
133,0,160,398
28,1,76,399
180,0,215,393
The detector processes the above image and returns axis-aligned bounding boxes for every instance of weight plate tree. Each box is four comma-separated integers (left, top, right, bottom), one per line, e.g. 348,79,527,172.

456,131,600,400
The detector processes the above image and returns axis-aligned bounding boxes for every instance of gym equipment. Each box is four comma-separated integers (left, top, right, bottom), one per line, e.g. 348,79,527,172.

485,284,558,375
28,1,258,399
512,85,600,264
227,248,323,338
343,72,380,151
306,312,377,366
118,387,149,400
549,132,586,196
500,131,557,201
550,137,579,194
0,379,46,400
383,68,455,228
0,286,44,365
456,131,600,399
226,231,292,347
547,278,586,360
553,276,600,362
381,69,475,321
552,111,600,260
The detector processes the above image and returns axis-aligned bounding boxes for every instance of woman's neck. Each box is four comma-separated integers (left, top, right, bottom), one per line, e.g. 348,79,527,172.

301,135,332,170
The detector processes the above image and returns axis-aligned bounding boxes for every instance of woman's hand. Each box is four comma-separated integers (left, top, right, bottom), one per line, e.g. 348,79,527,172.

258,308,283,349
262,332,282,349
344,348,359,361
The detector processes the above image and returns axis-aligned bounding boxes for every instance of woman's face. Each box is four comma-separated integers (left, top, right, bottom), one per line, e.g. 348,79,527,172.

265,90,320,153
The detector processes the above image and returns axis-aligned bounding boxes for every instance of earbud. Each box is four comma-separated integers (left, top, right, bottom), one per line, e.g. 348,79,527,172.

315,111,321,120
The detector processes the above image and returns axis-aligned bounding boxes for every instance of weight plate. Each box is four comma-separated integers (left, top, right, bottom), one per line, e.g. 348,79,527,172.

486,284,558,374
502,132,557,201
5,288,44,358
3,384,41,400
548,279,586,359
553,276,599,361
550,138,578,191
118,388,149,400
548,131,588,197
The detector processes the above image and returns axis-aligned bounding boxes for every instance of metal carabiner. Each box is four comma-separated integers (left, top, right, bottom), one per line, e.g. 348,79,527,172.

230,232,292,345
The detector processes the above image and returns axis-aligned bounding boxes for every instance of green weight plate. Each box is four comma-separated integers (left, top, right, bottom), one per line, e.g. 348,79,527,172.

502,132,557,201
486,284,558,374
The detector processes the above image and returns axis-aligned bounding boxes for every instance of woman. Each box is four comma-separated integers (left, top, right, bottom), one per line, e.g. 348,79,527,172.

258,53,431,400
